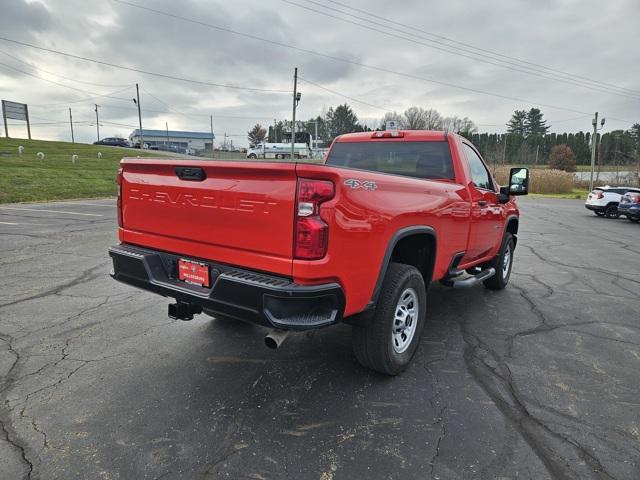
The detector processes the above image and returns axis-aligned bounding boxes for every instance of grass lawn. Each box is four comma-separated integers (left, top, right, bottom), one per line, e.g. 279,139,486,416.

529,188,589,200
0,138,175,203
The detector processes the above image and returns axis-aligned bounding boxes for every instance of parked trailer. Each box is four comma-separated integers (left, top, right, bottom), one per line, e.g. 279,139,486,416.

246,143,311,159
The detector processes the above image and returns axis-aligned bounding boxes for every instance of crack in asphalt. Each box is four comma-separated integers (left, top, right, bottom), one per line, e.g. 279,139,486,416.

201,412,253,478
0,336,34,479
460,322,617,480
0,261,109,309
524,245,640,285
0,417,33,479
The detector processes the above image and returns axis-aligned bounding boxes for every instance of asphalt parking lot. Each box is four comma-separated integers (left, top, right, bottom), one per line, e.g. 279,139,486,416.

1,197,639,480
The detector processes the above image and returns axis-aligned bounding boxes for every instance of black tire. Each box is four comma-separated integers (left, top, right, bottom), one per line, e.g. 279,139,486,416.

595,211,605,217
248,154,257,159
605,204,619,219
483,233,515,290
628,216,639,223
352,263,427,376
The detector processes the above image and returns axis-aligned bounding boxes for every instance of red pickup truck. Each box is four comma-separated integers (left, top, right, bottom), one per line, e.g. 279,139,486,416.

109,130,529,375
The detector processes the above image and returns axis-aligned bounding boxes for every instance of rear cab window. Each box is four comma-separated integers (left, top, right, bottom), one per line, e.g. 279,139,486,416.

326,141,455,181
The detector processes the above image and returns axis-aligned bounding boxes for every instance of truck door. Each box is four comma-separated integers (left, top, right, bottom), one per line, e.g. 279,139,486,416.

460,142,503,262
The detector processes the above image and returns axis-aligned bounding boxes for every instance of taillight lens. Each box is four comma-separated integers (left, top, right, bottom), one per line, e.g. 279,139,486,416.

294,178,334,259
116,167,123,227
592,190,604,199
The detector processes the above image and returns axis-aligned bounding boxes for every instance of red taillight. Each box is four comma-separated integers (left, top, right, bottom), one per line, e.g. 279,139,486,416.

116,167,123,227
294,178,334,260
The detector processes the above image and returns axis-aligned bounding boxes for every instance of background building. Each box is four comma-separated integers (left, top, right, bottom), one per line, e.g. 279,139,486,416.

129,129,215,154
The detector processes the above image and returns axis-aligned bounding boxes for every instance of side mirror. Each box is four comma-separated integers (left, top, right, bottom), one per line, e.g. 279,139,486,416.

508,167,529,196
498,167,529,203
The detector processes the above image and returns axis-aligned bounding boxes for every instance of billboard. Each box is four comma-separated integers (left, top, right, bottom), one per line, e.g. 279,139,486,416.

2,100,31,139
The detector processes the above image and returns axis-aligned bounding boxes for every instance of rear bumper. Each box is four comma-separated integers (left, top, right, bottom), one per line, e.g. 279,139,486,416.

109,244,345,330
618,204,640,219
585,203,606,212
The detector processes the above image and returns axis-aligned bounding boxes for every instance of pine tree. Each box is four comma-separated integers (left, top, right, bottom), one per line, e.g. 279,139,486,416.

506,110,527,135
524,108,550,136
247,124,267,146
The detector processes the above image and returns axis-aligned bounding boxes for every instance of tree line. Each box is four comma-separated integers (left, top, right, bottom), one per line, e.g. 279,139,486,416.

247,104,640,169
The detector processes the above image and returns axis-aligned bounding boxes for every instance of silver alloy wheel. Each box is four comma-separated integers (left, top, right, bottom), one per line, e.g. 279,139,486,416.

392,288,419,354
502,243,512,279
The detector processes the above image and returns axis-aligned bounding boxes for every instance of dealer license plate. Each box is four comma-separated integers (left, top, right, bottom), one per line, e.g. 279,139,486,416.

178,259,210,287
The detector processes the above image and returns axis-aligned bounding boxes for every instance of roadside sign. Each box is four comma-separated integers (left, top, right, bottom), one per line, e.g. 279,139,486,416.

2,99,31,139
386,120,399,130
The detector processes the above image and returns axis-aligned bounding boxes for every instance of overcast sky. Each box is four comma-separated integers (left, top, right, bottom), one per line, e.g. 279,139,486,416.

1,0,639,146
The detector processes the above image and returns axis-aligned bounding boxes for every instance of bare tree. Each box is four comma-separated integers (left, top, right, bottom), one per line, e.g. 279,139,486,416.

423,108,443,129
379,111,406,129
404,107,427,130
442,116,477,134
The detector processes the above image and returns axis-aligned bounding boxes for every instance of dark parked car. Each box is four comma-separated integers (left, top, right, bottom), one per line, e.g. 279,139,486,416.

94,137,130,148
618,191,640,222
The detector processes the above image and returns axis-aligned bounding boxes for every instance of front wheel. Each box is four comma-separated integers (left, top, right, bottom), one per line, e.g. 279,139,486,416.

483,233,515,290
352,263,427,375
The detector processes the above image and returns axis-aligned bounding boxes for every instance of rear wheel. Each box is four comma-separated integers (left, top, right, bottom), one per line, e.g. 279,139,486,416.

483,233,514,290
605,204,619,218
352,263,426,375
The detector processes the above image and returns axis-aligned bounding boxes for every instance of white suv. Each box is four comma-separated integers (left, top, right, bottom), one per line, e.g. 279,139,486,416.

585,186,640,218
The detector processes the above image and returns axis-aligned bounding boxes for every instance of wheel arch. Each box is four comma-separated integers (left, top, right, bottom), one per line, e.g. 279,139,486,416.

369,226,437,307
505,215,519,247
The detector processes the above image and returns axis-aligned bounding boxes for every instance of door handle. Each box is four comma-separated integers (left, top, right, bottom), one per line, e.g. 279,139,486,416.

478,200,488,206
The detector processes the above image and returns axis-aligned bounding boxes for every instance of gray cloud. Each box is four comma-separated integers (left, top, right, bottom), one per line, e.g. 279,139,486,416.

0,0,638,144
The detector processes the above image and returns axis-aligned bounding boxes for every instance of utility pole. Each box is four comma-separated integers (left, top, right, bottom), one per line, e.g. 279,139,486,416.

94,104,100,141
535,144,539,165
502,134,507,165
291,67,299,159
165,121,169,148
69,107,74,143
135,83,143,148
210,115,214,158
589,112,605,192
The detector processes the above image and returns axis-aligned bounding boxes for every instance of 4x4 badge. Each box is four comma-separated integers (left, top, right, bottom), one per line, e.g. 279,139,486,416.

344,179,377,191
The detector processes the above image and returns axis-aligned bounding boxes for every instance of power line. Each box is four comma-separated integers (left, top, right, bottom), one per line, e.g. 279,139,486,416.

0,49,131,88
28,86,133,107
0,61,133,102
0,36,291,94
320,0,640,97
284,0,640,99
298,76,395,112
36,98,278,121
106,0,620,117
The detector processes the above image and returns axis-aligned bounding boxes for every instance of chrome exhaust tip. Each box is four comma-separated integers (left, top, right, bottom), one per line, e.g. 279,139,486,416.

264,329,290,349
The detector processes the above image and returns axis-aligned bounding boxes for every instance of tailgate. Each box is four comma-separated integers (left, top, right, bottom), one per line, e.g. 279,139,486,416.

119,158,297,276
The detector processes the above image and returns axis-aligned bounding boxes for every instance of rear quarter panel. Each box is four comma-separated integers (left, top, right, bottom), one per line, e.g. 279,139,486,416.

294,163,472,316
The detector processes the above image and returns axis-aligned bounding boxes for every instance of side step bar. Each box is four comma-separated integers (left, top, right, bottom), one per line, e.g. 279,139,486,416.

441,267,496,289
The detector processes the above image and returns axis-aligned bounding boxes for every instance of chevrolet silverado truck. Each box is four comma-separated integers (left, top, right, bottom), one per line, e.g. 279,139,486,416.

109,130,529,375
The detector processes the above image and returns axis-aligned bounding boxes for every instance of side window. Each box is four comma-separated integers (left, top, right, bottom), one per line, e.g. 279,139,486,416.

462,143,493,191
